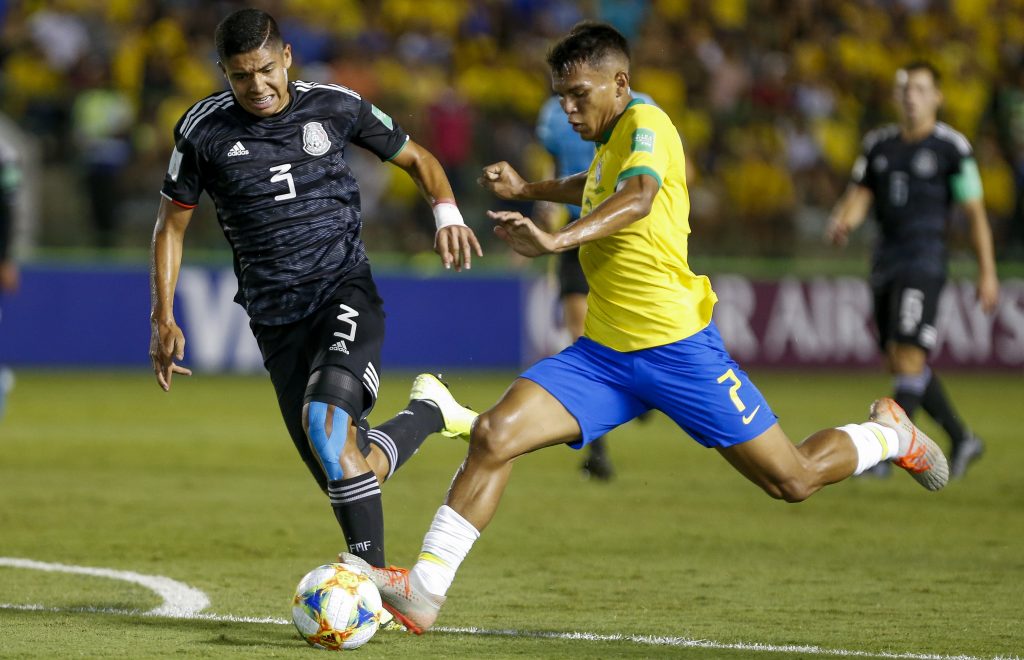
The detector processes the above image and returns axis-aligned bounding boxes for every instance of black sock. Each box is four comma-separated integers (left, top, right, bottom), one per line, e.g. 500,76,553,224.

328,472,385,567
920,372,969,448
368,400,443,481
893,367,930,418
589,436,608,459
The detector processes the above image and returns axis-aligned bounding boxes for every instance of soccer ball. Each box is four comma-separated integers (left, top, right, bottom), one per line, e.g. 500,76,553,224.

292,562,383,650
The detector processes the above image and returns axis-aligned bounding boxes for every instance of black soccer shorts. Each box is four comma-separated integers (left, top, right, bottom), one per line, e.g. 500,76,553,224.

252,263,386,488
557,246,589,298
873,273,944,353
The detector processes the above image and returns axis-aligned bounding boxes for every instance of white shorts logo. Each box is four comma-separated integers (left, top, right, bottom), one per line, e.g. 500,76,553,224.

899,288,925,335
329,303,358,353
302,121,331,156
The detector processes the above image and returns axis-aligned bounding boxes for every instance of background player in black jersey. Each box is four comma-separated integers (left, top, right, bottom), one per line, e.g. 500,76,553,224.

826,61,999,479
149,9,481,570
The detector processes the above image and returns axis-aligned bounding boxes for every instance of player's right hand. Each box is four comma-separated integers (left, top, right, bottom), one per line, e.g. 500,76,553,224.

478,161,526,200
150,318,192,392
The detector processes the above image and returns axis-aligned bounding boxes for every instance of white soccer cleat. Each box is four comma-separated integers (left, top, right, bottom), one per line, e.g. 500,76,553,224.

409,373,477,441
869,397,949,491
338,552,444,635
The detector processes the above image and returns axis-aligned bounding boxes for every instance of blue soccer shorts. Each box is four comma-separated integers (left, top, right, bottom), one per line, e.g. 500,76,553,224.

520,321,777,449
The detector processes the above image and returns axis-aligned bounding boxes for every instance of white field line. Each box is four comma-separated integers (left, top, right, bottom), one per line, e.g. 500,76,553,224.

0,557,1017,660
0,557,209,616
1,603,1016,660
0,602,287,625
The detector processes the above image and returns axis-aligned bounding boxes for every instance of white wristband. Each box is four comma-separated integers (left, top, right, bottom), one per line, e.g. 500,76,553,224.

433,202,466,231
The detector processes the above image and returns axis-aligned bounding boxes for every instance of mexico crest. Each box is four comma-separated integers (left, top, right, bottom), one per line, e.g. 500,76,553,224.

912,148,937,178
302,121,331,156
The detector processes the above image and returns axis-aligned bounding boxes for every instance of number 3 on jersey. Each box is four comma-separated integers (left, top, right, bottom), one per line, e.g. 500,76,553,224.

717,368,761,425
269,163,296,201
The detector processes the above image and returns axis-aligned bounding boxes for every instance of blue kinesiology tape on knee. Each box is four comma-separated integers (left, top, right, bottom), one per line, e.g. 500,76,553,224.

307,401,351,481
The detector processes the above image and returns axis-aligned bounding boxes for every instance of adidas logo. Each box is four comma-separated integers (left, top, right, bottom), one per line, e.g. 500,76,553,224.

329,340,349,354
226,141,249,157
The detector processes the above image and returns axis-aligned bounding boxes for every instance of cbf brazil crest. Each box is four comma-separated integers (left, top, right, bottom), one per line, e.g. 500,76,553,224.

302,121,331,156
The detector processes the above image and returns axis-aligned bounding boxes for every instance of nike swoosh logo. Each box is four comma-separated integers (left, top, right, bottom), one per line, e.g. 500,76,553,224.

742,405,761,425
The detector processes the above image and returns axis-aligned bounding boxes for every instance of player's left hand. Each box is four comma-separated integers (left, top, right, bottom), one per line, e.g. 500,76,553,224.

435,224,483,271
488,210,557,257
977,271,1000,314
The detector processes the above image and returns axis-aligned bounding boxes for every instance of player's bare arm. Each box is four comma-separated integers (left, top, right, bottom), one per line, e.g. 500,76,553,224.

961,197,1000,313
390,140,482,271
149,197,194,392
489,173,657,258
826,184,873,247
479,161,588,206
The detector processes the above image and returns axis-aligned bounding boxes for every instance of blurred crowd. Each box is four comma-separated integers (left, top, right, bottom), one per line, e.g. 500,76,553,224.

2,0,1024,260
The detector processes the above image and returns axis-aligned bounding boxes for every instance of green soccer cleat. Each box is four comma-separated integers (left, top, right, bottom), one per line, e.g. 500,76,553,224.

377,607,408,632
409,373,477,441
869,397,949,491
338,552,444,635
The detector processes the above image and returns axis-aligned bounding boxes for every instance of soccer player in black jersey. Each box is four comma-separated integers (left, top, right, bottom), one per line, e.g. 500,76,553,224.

827,61,999,479
149,9,481,569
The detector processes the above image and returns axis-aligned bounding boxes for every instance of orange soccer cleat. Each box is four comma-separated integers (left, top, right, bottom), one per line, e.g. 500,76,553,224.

869,397,949,491
338,552,444,635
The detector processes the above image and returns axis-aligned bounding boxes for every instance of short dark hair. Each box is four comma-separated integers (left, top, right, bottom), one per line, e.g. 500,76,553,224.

546,21,630,77
215,8,283,60
900,60,941,86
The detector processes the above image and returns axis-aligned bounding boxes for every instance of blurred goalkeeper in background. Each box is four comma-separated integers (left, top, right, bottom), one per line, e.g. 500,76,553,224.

827,62,999,480
149,8,481,570
345,22,953,634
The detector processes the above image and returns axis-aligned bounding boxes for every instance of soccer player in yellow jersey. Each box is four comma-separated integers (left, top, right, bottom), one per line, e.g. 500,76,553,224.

343,22,951,634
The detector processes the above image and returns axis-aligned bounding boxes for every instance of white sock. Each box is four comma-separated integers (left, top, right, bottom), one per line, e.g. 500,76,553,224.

410,505,480,598
839,422,900,475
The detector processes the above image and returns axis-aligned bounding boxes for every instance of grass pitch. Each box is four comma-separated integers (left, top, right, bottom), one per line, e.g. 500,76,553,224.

0,369,1021,658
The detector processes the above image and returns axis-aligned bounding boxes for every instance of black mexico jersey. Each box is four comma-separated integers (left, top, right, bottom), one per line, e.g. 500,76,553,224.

161,81,409,325
851,122,974,282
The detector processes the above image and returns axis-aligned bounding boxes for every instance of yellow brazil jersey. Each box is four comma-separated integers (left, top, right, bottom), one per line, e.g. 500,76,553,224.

578,98,717,352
